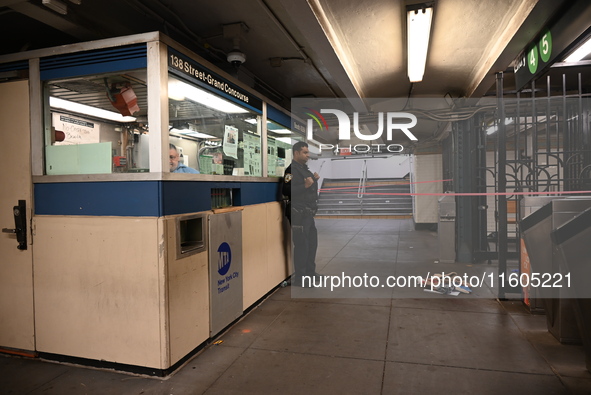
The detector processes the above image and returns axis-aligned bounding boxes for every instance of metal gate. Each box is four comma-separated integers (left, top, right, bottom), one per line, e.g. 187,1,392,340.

441,68,591,296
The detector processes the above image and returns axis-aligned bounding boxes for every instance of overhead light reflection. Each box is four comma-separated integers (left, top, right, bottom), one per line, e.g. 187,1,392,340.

564,36,591,62
49,97,137,122
168,78,248,114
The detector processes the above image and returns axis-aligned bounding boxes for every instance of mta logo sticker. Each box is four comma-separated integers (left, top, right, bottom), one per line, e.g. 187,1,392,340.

217,242,232,276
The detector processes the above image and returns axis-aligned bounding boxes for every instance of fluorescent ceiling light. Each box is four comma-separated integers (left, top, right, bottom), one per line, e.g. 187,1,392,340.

170,128,216,139
407,6,433,83
50,97,137,122
564,36,591,62
267,120,292,134
276,137,294,144
245,118,258,124
42,0,68,15
269,129,292,135
168,79,248,114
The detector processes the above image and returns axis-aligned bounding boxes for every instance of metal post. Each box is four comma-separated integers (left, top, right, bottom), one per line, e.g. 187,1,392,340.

496,72,508,299
455,118,476,263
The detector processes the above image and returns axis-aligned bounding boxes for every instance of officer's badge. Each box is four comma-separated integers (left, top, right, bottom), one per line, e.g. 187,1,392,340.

284,173,292,182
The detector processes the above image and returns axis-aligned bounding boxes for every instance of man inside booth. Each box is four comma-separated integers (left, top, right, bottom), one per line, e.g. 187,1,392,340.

169,143,199,173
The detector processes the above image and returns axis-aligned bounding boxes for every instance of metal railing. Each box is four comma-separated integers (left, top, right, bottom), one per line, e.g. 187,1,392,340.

357,159,368,198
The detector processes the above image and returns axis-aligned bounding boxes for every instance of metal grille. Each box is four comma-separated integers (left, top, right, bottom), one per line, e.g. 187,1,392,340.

474,71,591,297
441,69,591,272
484,72,591,241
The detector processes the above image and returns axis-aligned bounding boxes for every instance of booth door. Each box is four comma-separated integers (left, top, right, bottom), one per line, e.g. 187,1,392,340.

0,80,35,352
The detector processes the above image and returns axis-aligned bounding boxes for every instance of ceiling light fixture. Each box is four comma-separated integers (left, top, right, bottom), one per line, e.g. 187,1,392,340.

50,97,137,122
564,36,591,62
168,78,248,114
42,0,68,15
269,129,292,135
170,128,216,139
276,137,294,144
407,4,434,83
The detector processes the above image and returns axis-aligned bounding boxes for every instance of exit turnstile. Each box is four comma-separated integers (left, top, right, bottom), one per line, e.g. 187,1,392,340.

521,197,591,343
552,207,591,372
519,197,560,313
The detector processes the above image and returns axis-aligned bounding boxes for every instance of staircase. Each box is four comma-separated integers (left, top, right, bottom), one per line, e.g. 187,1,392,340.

316,178,413,217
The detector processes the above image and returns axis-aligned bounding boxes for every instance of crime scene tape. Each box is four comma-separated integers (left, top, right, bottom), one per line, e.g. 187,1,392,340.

318,179,591,196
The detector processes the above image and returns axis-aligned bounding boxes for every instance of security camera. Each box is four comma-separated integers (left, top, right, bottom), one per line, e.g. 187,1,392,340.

227,50,246,67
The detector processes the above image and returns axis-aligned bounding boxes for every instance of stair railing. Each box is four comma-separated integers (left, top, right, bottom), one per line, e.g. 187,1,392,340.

357,159,368,199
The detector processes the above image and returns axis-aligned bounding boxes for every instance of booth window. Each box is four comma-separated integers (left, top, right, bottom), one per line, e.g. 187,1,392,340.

168,75,261,176
44,69,149,175
266,120,298,177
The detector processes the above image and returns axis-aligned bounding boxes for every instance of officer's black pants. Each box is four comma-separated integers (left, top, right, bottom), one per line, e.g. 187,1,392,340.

292,214,317,279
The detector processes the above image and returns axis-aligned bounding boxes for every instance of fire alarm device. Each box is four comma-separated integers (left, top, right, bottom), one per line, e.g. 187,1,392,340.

113,156,127,167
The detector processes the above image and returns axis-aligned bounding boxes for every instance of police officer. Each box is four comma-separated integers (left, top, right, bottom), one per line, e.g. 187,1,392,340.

282,141,320,287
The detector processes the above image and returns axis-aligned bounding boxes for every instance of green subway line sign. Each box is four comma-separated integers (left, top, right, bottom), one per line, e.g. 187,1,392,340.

514,28,552,90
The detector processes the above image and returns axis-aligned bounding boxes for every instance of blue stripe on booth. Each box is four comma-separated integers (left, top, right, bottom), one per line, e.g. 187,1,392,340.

237,182,282,206
34,181,281,216
40,45,147,80
34,182,161,216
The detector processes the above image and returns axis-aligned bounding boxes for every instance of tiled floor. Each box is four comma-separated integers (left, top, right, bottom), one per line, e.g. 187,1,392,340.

2,218,591,394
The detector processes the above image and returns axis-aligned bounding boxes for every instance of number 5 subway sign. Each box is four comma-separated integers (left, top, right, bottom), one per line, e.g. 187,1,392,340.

513,0,591,92
513,23,579,92
514,28,552,90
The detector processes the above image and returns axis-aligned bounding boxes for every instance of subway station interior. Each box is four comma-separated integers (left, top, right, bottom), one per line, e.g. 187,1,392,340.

1,0,591,393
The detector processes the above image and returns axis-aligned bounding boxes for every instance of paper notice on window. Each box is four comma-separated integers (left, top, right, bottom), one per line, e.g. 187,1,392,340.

199,154,213,174
223,125,239,159
267,137,277,176
243,132,261,177
52,113,100,145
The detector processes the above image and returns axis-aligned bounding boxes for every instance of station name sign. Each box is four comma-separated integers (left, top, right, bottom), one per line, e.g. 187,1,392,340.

168,48,262,112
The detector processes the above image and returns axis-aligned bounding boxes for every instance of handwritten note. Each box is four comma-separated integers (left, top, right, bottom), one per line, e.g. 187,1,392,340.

53,113,100,145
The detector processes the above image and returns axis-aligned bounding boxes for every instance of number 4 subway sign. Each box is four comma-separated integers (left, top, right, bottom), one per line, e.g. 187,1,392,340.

514,28,553,91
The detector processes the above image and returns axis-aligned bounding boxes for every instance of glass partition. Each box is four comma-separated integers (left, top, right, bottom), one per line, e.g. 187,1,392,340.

42,66,298,178
44,69,149,175
168,75,261,176
266,120,298,177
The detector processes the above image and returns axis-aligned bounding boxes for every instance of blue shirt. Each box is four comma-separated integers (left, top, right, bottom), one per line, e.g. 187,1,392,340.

173,164,200,173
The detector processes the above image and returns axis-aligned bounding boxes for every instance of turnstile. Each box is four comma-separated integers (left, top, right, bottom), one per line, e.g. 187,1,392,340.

519,197,561,313
552,207,591,372
520,198,591,343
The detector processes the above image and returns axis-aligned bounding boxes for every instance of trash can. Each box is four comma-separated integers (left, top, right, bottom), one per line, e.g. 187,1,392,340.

551,206,591,372
438,195,455,263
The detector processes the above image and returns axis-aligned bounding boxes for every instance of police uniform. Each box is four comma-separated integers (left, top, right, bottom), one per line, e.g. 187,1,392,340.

282,160,318,285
